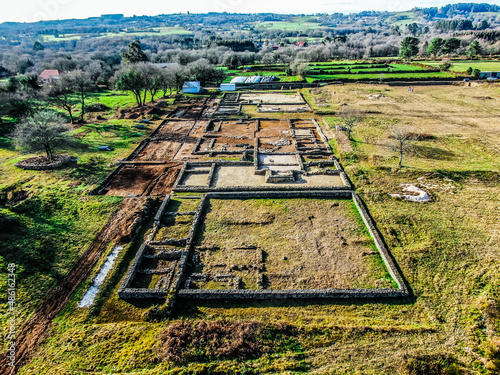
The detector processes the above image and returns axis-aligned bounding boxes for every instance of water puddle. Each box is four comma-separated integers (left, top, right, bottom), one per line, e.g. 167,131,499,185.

77,246,123,308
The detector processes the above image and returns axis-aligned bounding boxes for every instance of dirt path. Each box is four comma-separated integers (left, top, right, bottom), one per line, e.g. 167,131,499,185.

0,198,152,374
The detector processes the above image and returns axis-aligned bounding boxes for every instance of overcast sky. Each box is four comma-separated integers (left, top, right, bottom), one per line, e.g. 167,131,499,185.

3,0,500,24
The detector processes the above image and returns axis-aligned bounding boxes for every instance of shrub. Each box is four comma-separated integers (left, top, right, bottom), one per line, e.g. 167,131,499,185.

401,354,461,375
157,320,262,363
157,320,296,364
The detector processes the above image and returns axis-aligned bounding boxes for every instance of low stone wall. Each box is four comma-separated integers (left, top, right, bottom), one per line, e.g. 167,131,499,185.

207,163,217,188
154,195,171,225
206,190,352,200
118,244,149,297
178,288,408,300
174,184,350,193
352,193,409,295
118,288,170,299
340,172,352,189
265,169,295,183
119,190,410,309
15,155,71,171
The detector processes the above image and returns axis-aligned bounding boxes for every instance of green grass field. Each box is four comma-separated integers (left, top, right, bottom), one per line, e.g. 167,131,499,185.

39,27,194,43
424,60,500,72
306,71,455,82
221,61,444,84
304,62,453,82
0,90,166,344
255,20,324,31
15,83,500,374
96,27,193,39
390,15,418,26
221,66,303,83
41,34,82,42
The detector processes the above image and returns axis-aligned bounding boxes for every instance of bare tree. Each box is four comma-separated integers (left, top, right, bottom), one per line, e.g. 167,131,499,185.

66,70,94,122
114,63,166,106
338,107,363,141
141,63,163,103
388,125,417,169
14,111,72,161
115,64,148,106
46,77,79,124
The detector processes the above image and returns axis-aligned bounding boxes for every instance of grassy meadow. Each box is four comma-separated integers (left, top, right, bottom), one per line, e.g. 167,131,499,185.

424,60,500,73
0,90,167,343
306,62,457,82
15,83,500,374
39,27,193,43
225,61,462,85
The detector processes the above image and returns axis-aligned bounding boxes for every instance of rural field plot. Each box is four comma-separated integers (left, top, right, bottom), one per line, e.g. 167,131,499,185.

155,120,195,138
103,163,182,196
123,196,201,292
239,92,305,104
186,198,396,290
205,119,257,138
257,119,291,137
258,104,310,113
133,139,184,161
305,61,457,82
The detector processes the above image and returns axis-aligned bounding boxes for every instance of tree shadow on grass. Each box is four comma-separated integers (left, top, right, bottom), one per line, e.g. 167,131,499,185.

67,157,109,183
1,198,71,287
412,144,455,161
173,295,416,319
0,136,15,150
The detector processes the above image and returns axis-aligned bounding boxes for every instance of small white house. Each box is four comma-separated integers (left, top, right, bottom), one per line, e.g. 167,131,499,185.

183,81,202,94
220,83,236,91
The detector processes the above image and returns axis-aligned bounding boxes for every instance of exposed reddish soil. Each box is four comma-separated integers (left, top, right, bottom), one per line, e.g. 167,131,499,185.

218,121,256,138
104,163,183,196
155,120,195,138
119,101,169,119
258,120,290,137
149,165,183,195
290,119,316,128
134,140,184,161
186,120,209,139
170,106,205,119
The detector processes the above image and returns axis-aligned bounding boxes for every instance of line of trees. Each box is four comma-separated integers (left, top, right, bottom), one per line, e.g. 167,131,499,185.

399,36,482,59
115,44,227,107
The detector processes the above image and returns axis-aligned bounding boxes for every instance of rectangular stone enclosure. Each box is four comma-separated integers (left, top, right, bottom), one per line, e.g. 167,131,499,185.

119,191,409,302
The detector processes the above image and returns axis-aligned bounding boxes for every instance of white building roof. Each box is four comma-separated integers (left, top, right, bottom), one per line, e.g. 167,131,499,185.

231,76,248,84
183,81,201,88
